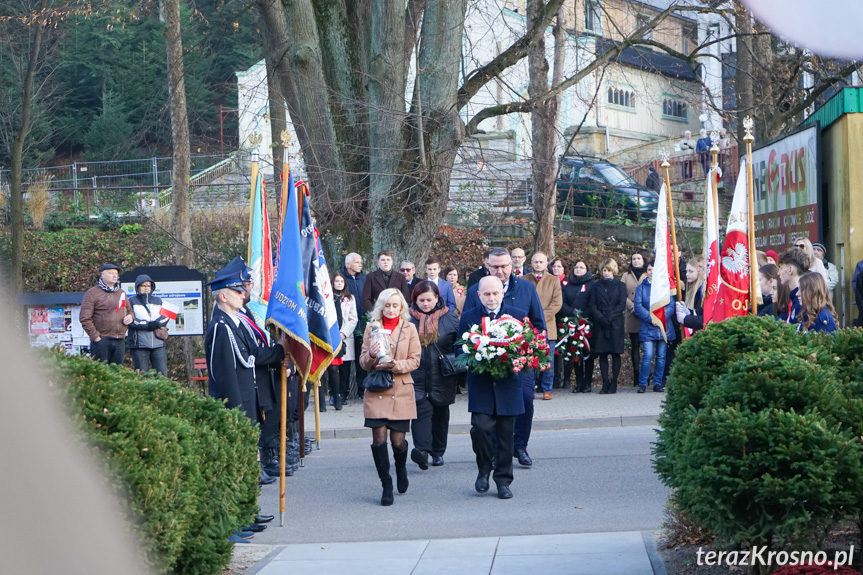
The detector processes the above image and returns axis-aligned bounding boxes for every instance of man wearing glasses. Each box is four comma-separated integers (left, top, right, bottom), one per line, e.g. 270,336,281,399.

400,261,418,292
511,248,527,277
464,248,546,468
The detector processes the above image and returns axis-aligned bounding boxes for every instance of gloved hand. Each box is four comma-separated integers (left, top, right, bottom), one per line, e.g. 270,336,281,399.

675,301,688,325
147,321,162,330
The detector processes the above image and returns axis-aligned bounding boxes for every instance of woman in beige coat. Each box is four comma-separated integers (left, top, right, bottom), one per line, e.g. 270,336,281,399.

360,288,421,506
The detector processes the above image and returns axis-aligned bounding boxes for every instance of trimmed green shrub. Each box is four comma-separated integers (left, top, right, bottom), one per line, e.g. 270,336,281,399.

97,209,121,231
656,315,808,480
676,406,860,551
47,350,259,575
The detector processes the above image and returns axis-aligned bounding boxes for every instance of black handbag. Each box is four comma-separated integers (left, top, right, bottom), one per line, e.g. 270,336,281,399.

363,324,403,391
437,345,467,377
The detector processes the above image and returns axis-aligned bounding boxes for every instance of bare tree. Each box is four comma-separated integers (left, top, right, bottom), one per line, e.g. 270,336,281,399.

161,0,193,267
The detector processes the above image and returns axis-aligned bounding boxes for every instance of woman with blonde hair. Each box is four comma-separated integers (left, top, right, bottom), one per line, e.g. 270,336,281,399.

360,288,422,505
587,258,627,394
675,259,705,333
797,272,838,333
793,237,828,283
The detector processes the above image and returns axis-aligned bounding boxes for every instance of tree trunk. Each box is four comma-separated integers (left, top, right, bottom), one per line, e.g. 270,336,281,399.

265,54,286,186
9,0,47,295
162,0,193,268
528,0,561,257
734,2,753,145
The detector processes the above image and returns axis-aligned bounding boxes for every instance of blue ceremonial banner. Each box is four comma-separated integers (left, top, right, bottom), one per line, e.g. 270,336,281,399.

266,172,312,381
297,180,341,381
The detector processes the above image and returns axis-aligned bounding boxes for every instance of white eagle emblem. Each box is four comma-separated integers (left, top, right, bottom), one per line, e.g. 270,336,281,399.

721,243,749,277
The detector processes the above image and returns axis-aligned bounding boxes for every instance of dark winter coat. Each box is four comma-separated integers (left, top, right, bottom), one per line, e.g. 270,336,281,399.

127,274,169,349
408,303,460,406
457,303,527,416
680,286,705,331
361,268,411,312
757,294,775,318
587,277,626,354
466,266,490,288
633,279,677,342
464,274,546,333
558,271,594,322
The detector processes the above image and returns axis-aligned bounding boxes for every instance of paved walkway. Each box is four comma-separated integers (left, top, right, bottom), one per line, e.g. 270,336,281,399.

304,384,664,439
249,532,666,575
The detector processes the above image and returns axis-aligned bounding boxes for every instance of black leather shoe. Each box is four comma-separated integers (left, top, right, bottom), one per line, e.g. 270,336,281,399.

431,455,444,466
475,474,490,493
497,485,513,499
255,514,274,524
243,523,267,533
514,448,533,466
411,447,429,470
259,471,276,485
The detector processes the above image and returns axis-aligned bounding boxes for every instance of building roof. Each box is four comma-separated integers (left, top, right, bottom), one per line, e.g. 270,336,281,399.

596,37,698,82
803,86,863,131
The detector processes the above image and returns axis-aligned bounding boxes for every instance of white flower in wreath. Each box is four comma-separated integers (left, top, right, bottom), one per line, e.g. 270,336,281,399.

462,344,470,353
479,335,490,347
475,352,483,361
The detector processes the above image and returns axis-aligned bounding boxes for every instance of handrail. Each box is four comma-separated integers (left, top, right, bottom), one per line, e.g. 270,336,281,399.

158,153,238,209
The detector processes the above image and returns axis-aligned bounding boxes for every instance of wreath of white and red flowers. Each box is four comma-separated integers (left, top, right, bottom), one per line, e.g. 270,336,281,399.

555,312,592,362
455,315,551,379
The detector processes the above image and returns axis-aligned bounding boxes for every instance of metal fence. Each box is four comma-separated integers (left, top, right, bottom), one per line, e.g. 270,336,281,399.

621,146,740,189
0,154,234,217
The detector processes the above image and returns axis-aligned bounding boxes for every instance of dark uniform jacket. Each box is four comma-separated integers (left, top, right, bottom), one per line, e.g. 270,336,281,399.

467,266,489,288
558,271,594,322
205,307,284,420
238,305,285,413
457,303,527,416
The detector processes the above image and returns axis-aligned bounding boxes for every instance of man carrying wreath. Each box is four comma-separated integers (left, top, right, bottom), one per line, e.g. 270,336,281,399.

458,276,527,500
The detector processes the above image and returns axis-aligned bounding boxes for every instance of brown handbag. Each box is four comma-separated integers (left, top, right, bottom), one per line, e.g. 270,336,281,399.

154,327,170,341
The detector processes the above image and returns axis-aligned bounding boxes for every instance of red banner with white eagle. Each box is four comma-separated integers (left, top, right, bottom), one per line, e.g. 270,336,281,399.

702,167,721,326
712,158,752,322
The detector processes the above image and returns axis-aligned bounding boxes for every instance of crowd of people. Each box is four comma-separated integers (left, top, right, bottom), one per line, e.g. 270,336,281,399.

77,235,863,525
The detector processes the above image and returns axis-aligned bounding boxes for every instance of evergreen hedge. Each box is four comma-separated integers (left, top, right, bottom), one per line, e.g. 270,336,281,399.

655,316,863,569
47,350,259,575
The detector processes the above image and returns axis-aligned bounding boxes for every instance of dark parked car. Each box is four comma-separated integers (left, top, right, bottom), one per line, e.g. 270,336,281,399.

557,157,659,221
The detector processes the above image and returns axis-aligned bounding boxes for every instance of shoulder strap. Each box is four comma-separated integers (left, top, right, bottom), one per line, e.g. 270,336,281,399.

393,322,405,357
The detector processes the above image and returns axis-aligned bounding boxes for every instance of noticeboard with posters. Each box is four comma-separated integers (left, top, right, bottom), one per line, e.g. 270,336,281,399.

120,266,208,337
751,123,821,252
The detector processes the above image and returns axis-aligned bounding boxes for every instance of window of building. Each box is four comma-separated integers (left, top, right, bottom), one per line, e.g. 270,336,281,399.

585,0,602,34
608,87,636,110
662,97,688,120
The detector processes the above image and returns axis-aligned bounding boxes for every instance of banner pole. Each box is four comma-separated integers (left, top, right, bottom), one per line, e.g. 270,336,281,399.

248,148,259,263
278,335,287,527
743,117,758,315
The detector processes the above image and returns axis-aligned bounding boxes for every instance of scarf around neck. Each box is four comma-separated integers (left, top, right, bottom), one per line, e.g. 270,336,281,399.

409,304,449,346
99,278,120,292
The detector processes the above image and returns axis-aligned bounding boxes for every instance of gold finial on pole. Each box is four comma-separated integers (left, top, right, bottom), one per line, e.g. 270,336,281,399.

280,130,291,147
659,150,683,303
249,132,263,147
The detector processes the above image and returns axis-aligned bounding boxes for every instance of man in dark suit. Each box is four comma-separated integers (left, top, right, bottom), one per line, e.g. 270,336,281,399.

361,250,411,311
463,247,546,468
458,276,526,500
467,248,493,288
423,256,457,310
400,261,419,294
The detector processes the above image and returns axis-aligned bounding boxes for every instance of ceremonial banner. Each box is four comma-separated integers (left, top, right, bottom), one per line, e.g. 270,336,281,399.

702,168,721,326
297,181,342,381
713,158,752,321
649,183,673,341
248,171,274,333
266,172,312,381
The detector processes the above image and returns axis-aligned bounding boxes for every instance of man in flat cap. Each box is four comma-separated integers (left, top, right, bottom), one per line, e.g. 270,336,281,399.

80,263,133,365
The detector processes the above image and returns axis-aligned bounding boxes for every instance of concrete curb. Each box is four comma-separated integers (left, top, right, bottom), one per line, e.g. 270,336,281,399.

304,414,659,440
642,531,668,575
244,546,285,575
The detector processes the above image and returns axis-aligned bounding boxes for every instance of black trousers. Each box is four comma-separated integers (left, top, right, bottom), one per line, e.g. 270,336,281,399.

471,412,515,488
567,354,595,390
259,406,279,449
412,397,451,457
628,332,641,385
90,337,125,365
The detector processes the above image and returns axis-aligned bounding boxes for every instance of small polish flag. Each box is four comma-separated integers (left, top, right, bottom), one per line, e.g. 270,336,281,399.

159,301,179,320
117,291,126,312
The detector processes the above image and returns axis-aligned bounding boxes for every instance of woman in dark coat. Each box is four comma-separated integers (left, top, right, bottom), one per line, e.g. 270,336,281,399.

587,258,627,394
558,260,595,393
407,281,460,469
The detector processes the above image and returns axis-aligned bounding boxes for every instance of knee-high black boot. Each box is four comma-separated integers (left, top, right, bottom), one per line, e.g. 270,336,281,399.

371,443,393,506
393,441,409,494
